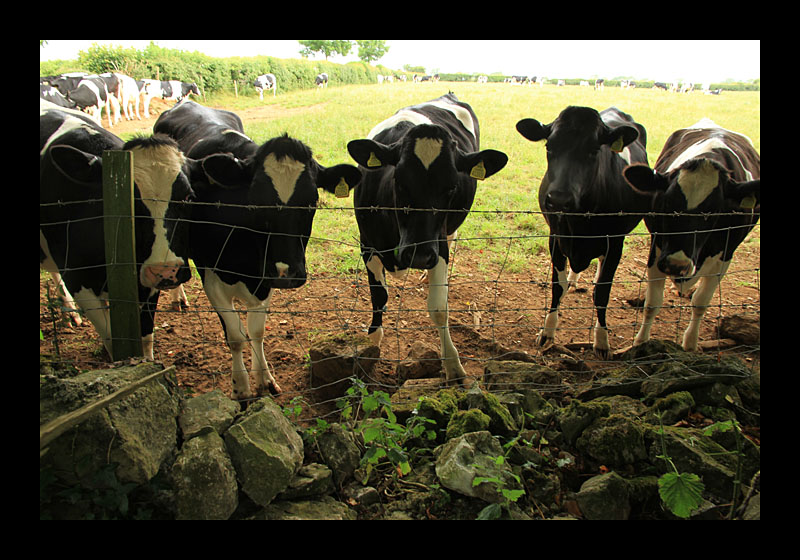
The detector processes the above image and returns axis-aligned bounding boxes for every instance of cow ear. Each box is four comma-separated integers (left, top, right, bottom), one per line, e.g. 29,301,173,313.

724,178,760,209
48,144,103,185
623,164,668,193
456,149,509,180
316,163,363,197
201,153,250,189
516,118,550,142
605,125,639,152
347,139,399,169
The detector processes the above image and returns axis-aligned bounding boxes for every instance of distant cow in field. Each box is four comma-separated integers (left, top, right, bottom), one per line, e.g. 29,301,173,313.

516,106,650,358
66,76,119,127
315,73,328,88
140,79,201,117
622,119,760,351
155,99,362,400
254,74,277,99
347,92,508,384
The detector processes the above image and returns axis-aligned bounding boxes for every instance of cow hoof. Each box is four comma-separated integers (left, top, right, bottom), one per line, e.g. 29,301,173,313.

535,334,553,349
258,382,282,396
593,347,612,360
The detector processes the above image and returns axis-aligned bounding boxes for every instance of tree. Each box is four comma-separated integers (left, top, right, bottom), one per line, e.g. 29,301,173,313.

356,40,389,64
298,41,353,60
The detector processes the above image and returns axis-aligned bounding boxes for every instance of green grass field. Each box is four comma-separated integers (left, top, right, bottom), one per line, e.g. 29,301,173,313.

173,83,762,276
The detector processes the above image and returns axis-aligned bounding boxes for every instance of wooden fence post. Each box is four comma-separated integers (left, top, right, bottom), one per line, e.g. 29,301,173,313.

102,150,142,360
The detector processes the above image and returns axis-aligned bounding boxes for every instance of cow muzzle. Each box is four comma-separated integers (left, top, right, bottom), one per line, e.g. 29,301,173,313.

544,189,578,213
141,262,188,289
397,241,439,270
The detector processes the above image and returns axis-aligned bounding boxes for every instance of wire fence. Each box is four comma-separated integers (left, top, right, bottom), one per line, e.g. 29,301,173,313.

39,200,760,425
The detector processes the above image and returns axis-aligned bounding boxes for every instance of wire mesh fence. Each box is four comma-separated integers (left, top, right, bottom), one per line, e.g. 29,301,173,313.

39,200,760,425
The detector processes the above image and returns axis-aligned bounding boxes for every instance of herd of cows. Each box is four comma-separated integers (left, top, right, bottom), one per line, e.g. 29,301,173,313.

39,71,336,126
39,83,760,401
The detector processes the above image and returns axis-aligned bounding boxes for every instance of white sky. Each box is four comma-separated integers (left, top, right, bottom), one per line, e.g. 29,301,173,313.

40,40,760,83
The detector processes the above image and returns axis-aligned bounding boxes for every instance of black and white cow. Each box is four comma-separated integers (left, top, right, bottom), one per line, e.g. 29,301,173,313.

347,93,508,384
40,84,76,108
140,79,201,117
155,99,362,400
315,73,328,88
114,73,143,120
516,106,650,358
254,74,277,99
40,101,196,359
622,119,760,351
66,76,120,128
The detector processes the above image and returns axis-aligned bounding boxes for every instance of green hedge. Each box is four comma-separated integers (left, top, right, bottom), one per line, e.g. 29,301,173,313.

40,42,390,97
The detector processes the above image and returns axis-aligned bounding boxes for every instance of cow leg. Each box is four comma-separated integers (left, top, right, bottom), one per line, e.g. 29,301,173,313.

682,256,730,351
47,270,83,326
139,290,159,360
537,239,569,348
202,271,254,400
73,287,113,359
591,239,624,359
365,253,388,346
428,256,466,385
634,260,667,347
247,306,282,395
167,285,189,311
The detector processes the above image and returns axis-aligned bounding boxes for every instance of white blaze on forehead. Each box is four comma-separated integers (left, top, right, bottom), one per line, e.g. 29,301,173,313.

131,143,186,267
677,159,720,210
414,137,443,169
263,153,306,204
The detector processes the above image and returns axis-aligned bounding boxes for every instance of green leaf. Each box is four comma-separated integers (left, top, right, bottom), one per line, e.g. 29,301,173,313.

658,471,705,518
362,395,378,414
502,488,525,502
476,503,503,520
387,447,409,467
363,426,381,443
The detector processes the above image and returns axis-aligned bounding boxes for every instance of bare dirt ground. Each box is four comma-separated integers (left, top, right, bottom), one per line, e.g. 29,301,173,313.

39,99,761,424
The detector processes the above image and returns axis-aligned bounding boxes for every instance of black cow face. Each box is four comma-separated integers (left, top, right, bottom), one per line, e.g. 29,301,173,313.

517,107,639,214
623,158,760,277
348,124,507,269
47,136,197,290
201,135,362,288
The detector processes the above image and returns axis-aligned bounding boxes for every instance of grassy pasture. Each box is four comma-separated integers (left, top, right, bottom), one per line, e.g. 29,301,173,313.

188,83,761,276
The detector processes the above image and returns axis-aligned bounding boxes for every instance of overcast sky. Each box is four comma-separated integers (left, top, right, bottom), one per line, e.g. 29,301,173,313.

40,40,760,83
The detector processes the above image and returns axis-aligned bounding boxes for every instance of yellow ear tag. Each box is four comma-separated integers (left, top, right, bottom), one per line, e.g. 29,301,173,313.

367,152,382,167
335,177,349,198
610,136,624,153
470,160,486,180
740,195,757,209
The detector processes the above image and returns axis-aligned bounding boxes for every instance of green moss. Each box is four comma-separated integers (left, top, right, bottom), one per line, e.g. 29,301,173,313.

446,409,491,440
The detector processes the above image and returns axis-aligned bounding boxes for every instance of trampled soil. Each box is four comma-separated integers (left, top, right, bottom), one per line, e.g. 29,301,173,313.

39,98,761,424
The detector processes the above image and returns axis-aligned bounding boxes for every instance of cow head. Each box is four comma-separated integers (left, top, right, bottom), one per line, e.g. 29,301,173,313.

200,134,362,288
517,106,640,214
348,123,507,269
623,157,760,277
47,135,197,290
